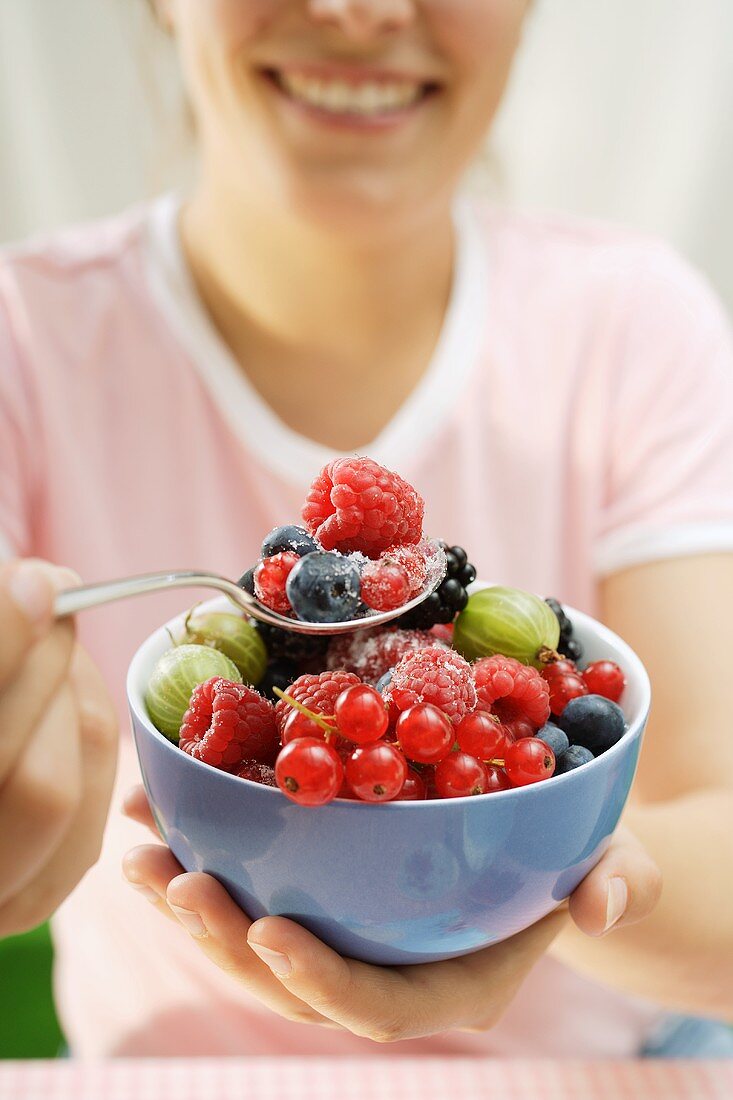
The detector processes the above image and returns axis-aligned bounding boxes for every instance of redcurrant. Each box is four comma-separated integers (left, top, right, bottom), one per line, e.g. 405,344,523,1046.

501,716,537,741
504,738,555,786
281,708,333,745
395,703,454,764
345,742,407,802
334,684,389,744
254,552,299,614
275,737,343,806
582,660,626,703
546,673,587,716
485,765,512,793
434,753,489,798
456,710,508,760
394,767,428,801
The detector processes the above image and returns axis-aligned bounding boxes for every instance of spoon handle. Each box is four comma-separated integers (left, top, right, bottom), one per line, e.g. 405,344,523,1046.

54,571,251,618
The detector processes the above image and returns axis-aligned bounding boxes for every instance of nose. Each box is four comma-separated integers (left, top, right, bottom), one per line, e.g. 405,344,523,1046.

307,0,416,39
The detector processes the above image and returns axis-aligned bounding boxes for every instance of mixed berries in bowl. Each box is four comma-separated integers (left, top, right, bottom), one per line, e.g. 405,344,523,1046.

127,457,651,965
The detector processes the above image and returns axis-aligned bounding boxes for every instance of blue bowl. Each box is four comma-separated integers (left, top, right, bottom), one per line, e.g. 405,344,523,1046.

128,594,650,965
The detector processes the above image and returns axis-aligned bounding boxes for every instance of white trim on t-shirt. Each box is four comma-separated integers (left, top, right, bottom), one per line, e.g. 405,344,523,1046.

595,520,733,576
142,193,489,484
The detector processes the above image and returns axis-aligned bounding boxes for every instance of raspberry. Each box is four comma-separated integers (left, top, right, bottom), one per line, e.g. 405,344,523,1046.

379,542,429,597
473,655,550,729
254,552,299,613
360,560,411,611
274,669,362,732
237,760,277,787
302,456,424,558
180,678,278,770
326,627,444,685
386,645,477,726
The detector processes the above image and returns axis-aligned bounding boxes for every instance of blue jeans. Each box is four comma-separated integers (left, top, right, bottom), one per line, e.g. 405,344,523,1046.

642,1014,733,1058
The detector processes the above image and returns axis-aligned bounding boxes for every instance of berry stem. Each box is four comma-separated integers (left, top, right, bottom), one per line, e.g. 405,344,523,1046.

272,687,338,735
537,646,562,665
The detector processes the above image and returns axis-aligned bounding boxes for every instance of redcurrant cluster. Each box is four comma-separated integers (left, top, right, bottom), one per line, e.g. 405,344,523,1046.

273,685,558,807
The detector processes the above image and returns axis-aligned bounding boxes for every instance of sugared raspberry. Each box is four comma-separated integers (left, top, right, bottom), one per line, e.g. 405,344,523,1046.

473,655,550,729
326,627,444,685
302,457,424,558
180,678,278,770
360,559,411,611
274,670,362,732
237,760,277,787
386,645,477,726
379,541,429,597
254,552,299,614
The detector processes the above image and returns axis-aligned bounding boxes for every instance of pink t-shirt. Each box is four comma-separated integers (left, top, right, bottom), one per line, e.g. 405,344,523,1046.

2,196,733,1058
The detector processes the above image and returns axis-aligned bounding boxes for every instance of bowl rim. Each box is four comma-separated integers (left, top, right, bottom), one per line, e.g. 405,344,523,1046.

127,591,651,809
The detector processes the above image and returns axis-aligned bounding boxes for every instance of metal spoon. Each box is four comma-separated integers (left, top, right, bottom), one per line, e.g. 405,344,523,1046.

53,544,447,636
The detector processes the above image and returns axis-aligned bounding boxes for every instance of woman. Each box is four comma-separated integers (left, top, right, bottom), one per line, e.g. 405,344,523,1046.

1,0,732,1058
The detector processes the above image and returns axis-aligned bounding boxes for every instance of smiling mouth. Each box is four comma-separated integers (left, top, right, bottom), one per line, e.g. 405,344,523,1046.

262,67,439,119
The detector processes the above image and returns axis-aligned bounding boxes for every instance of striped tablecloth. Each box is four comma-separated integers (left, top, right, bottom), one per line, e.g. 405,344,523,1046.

1,1059,731,1100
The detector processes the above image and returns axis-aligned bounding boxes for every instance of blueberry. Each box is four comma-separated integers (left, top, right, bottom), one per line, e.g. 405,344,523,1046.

535,722,569,757
261,525,319,559
554,745,595,774
376,669,394,695
238,566,256,595
286,552,361,623
558,694,626,755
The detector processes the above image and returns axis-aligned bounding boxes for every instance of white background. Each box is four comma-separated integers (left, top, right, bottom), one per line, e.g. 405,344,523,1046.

1,0,732,308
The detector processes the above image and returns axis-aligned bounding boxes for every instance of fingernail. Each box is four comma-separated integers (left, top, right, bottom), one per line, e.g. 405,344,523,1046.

170,904,206,938
604,876,628,932
249,942,292,976
7,563,54,626
130,883,159,904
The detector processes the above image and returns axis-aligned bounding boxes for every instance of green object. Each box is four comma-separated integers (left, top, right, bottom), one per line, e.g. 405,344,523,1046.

145,644,242,741
453,585,560,666
0,924,65,1058
183,611,268,686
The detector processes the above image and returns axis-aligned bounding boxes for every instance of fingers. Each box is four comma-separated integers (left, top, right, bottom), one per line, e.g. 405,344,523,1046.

245,906,568,1042
0,560,78,689
568,826,663,937
0,683,81,908
121,784,161,838
122,846,336,1028
0,647,119,935
0,618,76,781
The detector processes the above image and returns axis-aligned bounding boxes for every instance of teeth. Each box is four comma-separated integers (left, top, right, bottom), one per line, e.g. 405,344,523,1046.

278,73,423,115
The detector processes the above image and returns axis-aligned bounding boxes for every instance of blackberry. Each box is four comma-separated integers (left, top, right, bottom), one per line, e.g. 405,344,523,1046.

396,544,474,630
238,567,256,595
254,621,329,664
560,637,584,662
257,658,299,702
545,597,583,662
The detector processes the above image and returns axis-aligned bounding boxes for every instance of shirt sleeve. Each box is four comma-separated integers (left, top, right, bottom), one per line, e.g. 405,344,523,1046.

0,268,38,560
595,244,733,576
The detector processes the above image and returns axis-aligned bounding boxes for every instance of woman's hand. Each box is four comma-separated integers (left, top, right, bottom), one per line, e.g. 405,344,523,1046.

123,786,660,1042
0,560,118,937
